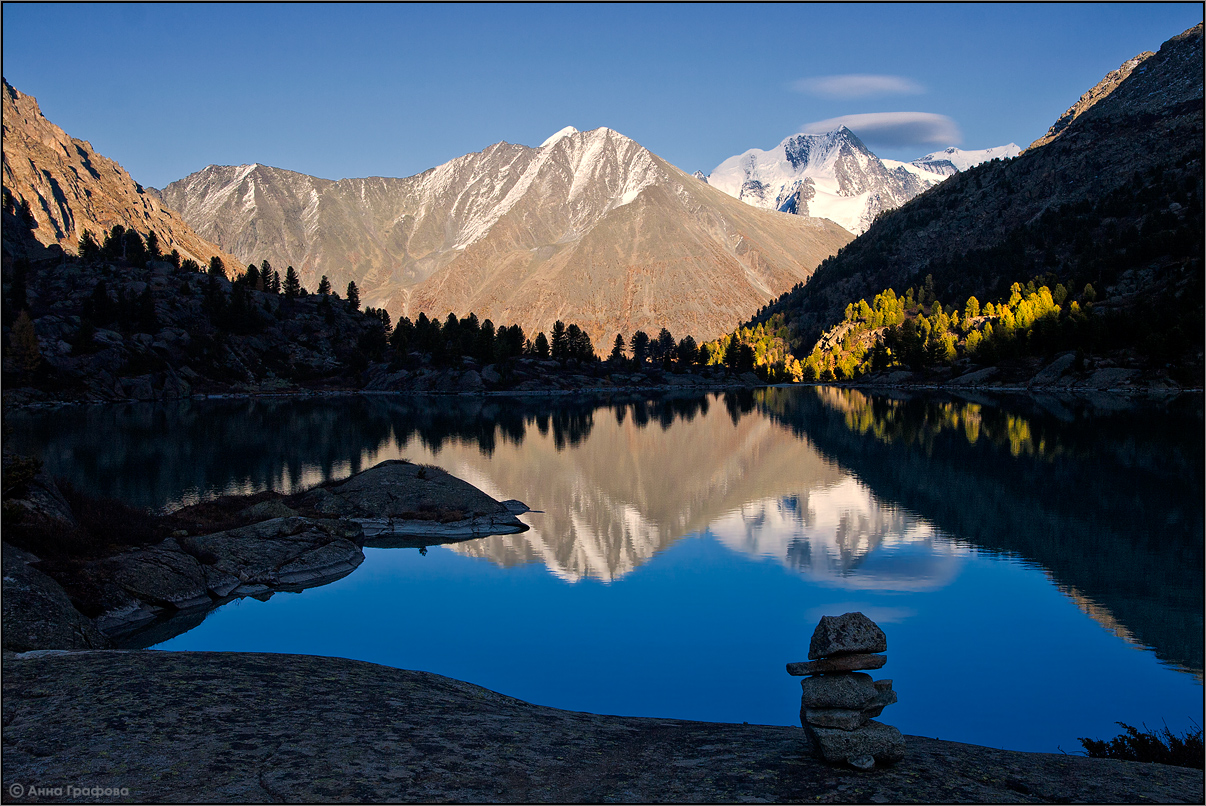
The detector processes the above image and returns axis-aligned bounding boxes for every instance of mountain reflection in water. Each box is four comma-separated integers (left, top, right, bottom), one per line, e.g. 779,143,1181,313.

8,388,1201,677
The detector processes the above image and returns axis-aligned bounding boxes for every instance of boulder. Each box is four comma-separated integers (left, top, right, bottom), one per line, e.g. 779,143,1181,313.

1083,367,1139,389
121,374,155,401
457,370,485,392
787,653,886,676
293,461,528,537
805,720,906,768
1029,352,1076,387
2,542,110,652
481,364,502,385
179,517,364,589
808,612,887,659
240,498,301,522
92,328,123,348
948,366,998,387
202,564,241,598
99,538,212,610
800,672,878,710
91,581,163,633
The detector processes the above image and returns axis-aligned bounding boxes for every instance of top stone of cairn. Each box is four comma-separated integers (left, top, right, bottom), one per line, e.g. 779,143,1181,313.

809,612,887,660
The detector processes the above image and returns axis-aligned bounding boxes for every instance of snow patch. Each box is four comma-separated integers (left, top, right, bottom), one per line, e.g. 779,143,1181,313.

540,126,580,148
912,143,1021,172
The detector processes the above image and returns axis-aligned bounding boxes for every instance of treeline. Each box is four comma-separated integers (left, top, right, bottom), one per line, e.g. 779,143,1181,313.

800,275,1105,380
744,150,1203,368
58,224,614,372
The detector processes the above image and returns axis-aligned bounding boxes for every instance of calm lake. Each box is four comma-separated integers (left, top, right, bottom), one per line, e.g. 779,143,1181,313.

8,386,1203,754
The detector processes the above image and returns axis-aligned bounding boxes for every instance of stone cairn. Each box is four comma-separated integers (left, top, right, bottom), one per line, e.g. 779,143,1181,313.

787,612,905,770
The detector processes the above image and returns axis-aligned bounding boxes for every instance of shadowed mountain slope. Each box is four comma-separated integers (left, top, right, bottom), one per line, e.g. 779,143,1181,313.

754,24,1203,345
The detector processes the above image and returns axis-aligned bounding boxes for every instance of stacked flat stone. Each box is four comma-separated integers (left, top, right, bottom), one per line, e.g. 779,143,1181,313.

787,612,905,770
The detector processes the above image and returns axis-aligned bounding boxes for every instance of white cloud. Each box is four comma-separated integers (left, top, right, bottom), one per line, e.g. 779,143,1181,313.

791,74,924,98
800,112,962,148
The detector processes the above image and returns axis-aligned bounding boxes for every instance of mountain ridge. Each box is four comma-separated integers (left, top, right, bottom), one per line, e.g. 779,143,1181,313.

751,23,1204,349
705,128,1020,235
1,79,240,271
159,127,854,344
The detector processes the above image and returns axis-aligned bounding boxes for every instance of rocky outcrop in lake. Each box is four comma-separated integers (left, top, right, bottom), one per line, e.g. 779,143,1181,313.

1,458,529,649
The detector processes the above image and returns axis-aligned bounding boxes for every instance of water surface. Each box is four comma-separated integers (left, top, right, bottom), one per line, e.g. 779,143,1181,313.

9,387,1202,753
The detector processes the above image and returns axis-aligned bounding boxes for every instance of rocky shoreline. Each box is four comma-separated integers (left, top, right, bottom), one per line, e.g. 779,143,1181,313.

2,650,1201,804
2,460,529,651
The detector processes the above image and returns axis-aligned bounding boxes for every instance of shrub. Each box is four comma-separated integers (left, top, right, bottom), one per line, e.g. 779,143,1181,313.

1079,722,1203,768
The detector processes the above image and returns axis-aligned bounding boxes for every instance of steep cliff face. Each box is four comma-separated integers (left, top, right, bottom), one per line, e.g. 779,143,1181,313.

1,79,239,270
161,127,854,344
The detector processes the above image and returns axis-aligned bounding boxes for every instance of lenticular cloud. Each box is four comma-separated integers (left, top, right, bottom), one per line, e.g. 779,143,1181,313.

791,74,924,98
800,112,961,148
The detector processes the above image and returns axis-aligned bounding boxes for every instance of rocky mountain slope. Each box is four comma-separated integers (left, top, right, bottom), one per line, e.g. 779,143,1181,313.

755,23,1204,347
704,128,1019,235
1,79,239,271
159,127,854,344
1024,51,1155,152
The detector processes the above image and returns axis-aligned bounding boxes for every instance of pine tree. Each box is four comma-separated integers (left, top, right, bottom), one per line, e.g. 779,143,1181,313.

609,334,626,362
533,332,550,358
630,330,649,365
102,225,126,260
145,230,161,260
655,328,675,365
677,335,698,366
550,320,568,360
567,324,594,361
77,230,100,262
346,280,359,310
317,275,331,296
124,230,148,268
208,256,227,279
284,267,301,298
476,319,496,362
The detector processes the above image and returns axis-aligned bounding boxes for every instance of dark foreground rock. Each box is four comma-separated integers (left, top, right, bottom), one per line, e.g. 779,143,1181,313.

1,545,109,652
2,651,1201,804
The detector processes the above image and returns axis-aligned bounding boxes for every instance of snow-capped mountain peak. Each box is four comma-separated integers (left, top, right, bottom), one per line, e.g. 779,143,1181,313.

707,129,1020,235
540,126,580,148
911,143,1021,173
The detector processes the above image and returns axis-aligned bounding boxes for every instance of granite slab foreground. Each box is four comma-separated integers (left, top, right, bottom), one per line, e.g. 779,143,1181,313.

2,651,1200,804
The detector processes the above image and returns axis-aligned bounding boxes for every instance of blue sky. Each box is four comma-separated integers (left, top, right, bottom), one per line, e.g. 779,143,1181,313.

3,3,1201,188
